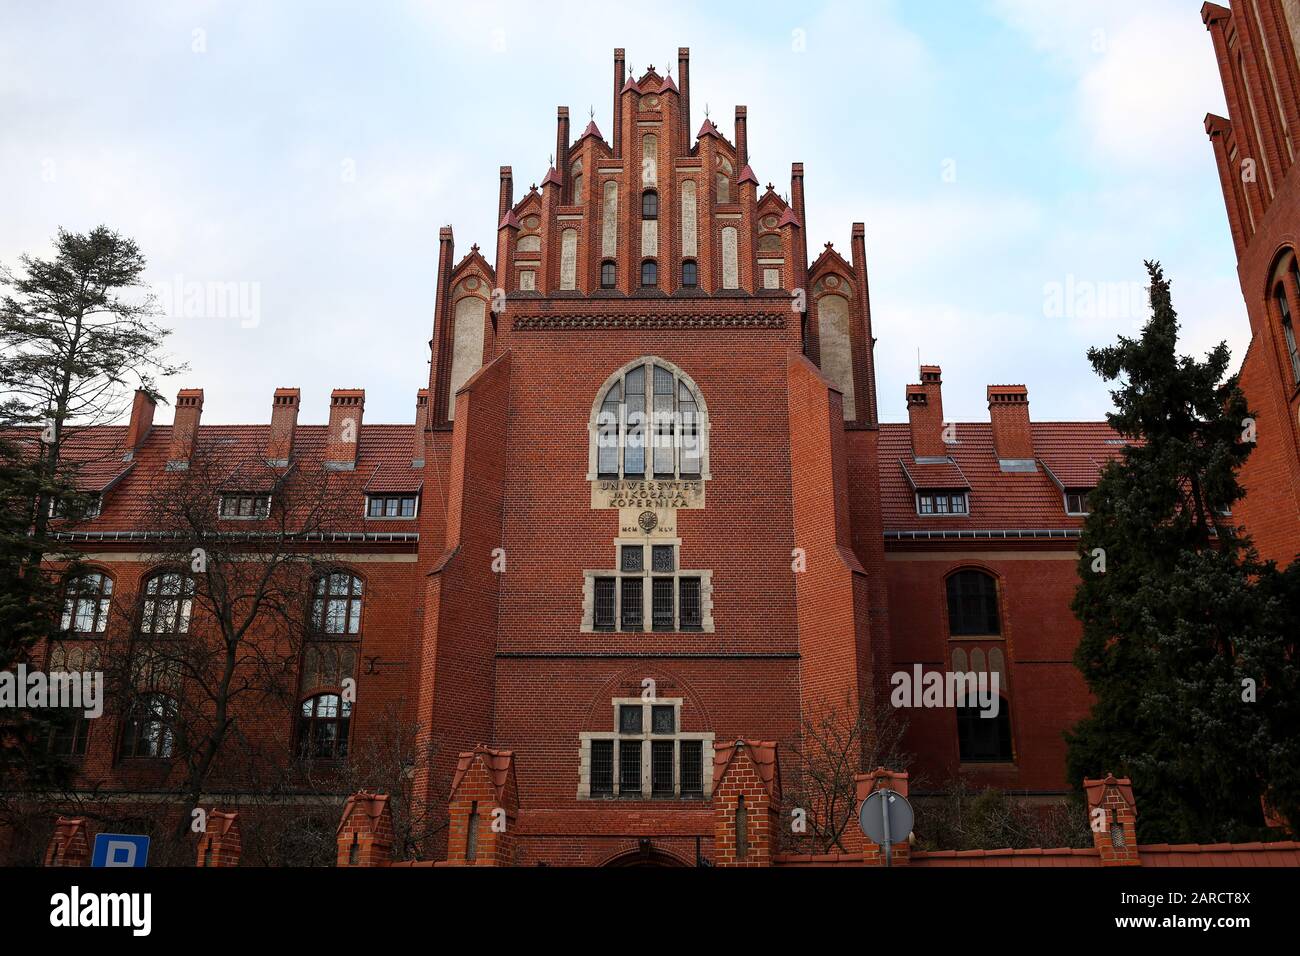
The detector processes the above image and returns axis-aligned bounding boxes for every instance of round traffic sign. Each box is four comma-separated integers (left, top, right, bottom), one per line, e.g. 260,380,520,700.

859,789,914,845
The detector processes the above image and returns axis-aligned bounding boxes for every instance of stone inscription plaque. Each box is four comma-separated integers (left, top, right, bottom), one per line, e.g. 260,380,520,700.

591,478,705,511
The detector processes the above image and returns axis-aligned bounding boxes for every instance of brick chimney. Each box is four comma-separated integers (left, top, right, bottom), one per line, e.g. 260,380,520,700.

556,107,570,199
906,366,946,459
678,48,691,146
123,389,156,460
166,388,204,469
734,106,748,167
411,389,430,467
325,388,364,470
612,48,625,156
988,385,1033,463
266,388,300,466
1084,774,1141,866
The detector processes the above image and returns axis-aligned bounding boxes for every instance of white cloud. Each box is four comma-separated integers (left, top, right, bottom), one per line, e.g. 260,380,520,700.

991,0,1226,168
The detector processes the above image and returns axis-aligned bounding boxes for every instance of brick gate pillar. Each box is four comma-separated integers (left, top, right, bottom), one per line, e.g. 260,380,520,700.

855,767,911,866
337,792,393,867
196,810,241,867
1084,774,1141,866
712,740,780,867
446,745,520,866
43,816,89,867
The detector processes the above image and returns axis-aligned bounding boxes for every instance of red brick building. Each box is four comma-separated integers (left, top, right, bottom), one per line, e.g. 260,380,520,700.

1203,0,1300,568
18,49,1170,867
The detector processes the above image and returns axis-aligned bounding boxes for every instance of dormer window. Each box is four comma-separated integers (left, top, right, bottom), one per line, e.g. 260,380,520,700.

219,493,271,519
365,494,418,519
917,491,968,516
48,494,101,520
1064,490,1093,516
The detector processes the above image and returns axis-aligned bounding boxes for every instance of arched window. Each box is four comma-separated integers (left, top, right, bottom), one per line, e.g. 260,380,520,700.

1275,274,1300,385
593,359,706,480
946,570,1000,636
956,699,1013,763
298,692,352,759
640,259,658,288
141,571,195,635
641,190,658,220
122,693,178,758
601,260,617,289
61,572,112,635
312,572,363,636
681,260,698,288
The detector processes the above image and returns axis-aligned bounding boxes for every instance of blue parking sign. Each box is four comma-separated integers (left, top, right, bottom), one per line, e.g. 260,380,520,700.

91,833,150,868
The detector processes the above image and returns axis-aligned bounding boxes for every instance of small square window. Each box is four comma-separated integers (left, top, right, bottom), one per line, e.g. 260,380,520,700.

651,545,675,573
620,546,643,573
619,705,642,735
651,705,675,735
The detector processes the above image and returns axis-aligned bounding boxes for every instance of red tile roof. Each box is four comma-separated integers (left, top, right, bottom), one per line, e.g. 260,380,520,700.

879,421,1126,533
19,421,426,537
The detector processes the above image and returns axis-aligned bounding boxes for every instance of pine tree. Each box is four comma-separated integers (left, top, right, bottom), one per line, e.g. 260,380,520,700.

1067,261,1300,841
0,227,181,785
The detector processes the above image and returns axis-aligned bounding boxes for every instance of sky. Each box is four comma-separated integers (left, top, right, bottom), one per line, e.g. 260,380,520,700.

0,0,1240,426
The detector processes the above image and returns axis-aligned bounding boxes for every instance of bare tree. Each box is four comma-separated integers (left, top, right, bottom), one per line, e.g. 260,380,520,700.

780,695,913,854
98,438,358,847
233,707,447,866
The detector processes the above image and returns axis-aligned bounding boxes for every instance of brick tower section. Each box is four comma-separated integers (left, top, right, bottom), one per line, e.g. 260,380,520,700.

1202,1,1300,567
712,740,780,867
786,352,875,715
445,746,520,866
1084,774,1141,866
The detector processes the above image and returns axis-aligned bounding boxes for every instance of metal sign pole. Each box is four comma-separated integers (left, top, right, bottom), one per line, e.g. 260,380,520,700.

881,790,892,868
